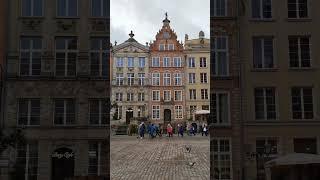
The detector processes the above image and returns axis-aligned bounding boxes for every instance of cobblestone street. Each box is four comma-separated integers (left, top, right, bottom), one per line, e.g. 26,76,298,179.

111,135,210,180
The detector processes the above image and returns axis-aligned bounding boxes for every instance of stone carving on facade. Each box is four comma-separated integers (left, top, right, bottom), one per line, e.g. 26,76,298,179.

21,19,42,32
90,19,107,32
56,19,77,33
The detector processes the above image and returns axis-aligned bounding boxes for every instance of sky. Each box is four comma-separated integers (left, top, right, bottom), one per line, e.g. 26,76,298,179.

110,0,210,45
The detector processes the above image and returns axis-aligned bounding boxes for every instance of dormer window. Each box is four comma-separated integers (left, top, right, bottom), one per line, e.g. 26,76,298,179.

163,32,171,39
168,44,174,50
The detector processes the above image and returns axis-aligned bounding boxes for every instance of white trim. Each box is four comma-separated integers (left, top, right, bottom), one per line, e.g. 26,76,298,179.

152,90,160,101
213,36,229,76
212,91,231,125
163,90,171,101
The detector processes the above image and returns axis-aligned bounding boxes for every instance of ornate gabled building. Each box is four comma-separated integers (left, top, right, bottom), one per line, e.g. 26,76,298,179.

111,31,149,124
184,31,210,121
148,14,186,125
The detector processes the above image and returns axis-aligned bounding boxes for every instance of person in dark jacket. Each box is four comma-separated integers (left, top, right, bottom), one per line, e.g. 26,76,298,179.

178,124,184,137
139,122,145,139
150,124,156,138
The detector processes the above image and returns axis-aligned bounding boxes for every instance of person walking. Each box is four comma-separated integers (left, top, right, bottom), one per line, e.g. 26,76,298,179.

167,124,173,137
139,122,145,139
203,125,208,136
150,124,156,138
178,124,184,137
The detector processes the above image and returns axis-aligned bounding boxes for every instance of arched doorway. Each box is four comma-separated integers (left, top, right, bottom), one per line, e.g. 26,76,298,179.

51,147,75,180
164,109,171,123
126,108,133,124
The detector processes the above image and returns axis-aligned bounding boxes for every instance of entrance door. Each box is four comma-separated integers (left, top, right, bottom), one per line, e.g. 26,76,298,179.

126,108,133,124
51,147,75,180
164,109,171,123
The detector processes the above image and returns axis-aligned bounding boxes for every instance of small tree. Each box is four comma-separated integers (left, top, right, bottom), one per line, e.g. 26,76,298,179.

0,128,25,155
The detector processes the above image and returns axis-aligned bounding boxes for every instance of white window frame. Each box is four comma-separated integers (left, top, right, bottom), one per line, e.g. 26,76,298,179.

213,36,229,76
168,44,174,50
173,57,182,67
116,73,124,86
174,73,182,86
201,89,209,100
138,57,146,67
188,57,196,68
138,73,145,86
21,0,44,17
288,36,311,68
291,87,314,120
213,91,230,125
56,0,79,17
200,73,208,83
152,105,160,119
127,57,134,67
91,0,107,17
53,99,75,126
16,142,39,180
254,87,277,120
152,90,160,101
200,57,207,68
188,73,196,84
89,99,107,125
152,57,160,67
189,89,197,100
115,93,123,102
138,92,145,101
116,57,124,67
17,98,40,126
20,37,42,76
174,105,183,119
159,44,165,51
164,90,171,101
163,73,171,86
163,57,171,67
253,37,275,69
152,73,160,86
288,0,309,19
55,37,78,77
174,90,182,101
90,38,107,77
127,93,134,102
127,73,134,86
212,137,233,180
251,0,273,20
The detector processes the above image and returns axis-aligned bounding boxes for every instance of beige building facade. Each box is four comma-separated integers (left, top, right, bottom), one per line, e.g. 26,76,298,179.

184,32,210,121
111,32,149,124
2,0,109,179
239,0,320,179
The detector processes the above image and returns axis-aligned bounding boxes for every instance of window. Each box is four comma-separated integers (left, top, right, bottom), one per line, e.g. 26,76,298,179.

164,90,171,101
20,37,42,76
168,44,174,50
21,0,43,17
127,93,134,101
173,57,181,67
174,91,182,101
190,105,197,117
294,138,317,154
152,91,160,101
163,73,171,86
128,57,134,67
57,0,78,17
138,57,145,67
114,106,122,119
188,73,196,84
159,44,165,51
115,93,123,102
288,0,308,18
291,87,313,119
200,57,207,67
89,99,107,125
254,88,276,120
212,92,229,124
289,36,311,68
152,105,160,119
175,106,183,119
55,37,77,77
54,99,75,125
91,0,107,17
256,138,278,180
152,57,160,67
138,93,145,101
152,73,160,86
213,36,228,76
116,73,124,86
253,37,274,69
88,142,107,176
163,57,170,67
116,57,124,67
127,73,134,86
188,57,195,68
137,106,145,117
202,105,209,110
252,0,272,19
200,73,208,83
18,99,40,126
212,0,227,16
174,73,182,86
15,142,38,180
189,89,197,100
212,139,231,180
201,89,209,100
138,73,145,86
90,38,108,77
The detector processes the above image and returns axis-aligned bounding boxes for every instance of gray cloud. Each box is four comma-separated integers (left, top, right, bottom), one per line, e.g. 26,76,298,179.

111,0,210,45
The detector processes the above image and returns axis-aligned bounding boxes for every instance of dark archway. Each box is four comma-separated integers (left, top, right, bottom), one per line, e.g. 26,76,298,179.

51,147,75,180
164,109,171,123
126,108,133,124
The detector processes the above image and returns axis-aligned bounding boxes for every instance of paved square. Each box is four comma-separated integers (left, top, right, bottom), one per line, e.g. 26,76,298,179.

111,135,210,180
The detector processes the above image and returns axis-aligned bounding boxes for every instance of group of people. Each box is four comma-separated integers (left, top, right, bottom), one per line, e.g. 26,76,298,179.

138,122,209,139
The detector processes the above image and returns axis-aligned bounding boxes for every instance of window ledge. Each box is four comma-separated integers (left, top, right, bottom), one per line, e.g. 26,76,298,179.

251,68,279,72
211,16,236,20
55,17,80,20
249,18,276,22
18,16,45,20
288,67,315,71
286,18,312,22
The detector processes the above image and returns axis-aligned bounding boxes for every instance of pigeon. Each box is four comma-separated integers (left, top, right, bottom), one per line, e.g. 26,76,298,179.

185,145,191,153
187,162,196,167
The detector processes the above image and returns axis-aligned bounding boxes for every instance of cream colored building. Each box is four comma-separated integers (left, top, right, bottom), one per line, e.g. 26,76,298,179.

184,31,210,121
111,31,149,124
239,0,320,179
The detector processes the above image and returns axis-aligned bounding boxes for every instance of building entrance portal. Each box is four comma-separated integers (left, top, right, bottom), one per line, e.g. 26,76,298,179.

164,109,171,123
51,147,75,180
126,108,134,124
